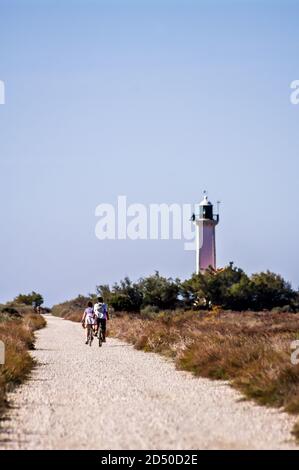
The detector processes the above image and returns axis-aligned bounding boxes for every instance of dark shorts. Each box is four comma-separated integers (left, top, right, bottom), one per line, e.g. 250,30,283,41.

96,318,106,334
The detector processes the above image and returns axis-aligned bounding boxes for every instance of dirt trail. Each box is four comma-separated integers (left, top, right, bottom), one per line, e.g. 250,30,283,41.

0,315,297,450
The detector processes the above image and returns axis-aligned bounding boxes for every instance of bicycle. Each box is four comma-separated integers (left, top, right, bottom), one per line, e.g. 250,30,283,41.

86,324,94,346
97,322,104,347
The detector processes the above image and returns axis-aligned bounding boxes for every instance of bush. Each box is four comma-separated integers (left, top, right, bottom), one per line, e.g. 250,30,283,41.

51,295,92,318
14,291,44,307
140,305,160,318
0,312,46,413
250,271,296,311
97,272,180,312
181,263,298,312
0,307,21,317
97,278,143,312
139,272,180,310
272,305,294,314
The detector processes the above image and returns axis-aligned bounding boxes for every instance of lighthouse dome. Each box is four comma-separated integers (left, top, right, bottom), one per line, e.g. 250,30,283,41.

199,195,212,206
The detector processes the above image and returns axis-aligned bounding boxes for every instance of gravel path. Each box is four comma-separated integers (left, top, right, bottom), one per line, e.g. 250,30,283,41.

0,315,298,450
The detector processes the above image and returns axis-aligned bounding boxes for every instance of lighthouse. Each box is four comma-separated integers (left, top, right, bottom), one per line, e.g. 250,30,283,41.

192,193,219,274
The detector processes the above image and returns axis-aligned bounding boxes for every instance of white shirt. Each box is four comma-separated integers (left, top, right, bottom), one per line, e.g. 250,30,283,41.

94,302,107,319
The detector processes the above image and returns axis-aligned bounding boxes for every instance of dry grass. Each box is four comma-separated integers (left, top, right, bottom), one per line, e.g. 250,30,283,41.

109,310,299,440
0,309,46,413
51,296,91,322
52,302,299,441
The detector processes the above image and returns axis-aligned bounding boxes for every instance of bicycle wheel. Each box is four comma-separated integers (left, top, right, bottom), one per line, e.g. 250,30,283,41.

98,325,102,347
88,326,93,346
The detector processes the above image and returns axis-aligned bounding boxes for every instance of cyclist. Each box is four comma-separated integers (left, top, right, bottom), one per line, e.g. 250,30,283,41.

94,296,109,342
81,301,96,344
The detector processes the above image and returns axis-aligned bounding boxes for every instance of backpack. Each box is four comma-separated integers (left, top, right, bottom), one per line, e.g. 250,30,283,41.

96,302,107,319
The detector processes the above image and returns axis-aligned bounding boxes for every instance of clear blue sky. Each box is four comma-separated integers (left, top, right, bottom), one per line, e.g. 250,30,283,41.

1,0,298,306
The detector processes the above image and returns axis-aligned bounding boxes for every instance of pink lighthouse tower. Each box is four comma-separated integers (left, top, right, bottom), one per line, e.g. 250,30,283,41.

192,192,219,274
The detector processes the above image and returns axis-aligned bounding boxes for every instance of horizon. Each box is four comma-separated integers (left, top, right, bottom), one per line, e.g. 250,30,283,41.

1,0,299,306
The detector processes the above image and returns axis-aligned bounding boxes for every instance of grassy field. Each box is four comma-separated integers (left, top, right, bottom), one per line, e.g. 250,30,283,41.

110,312,299,403
0,304,46,414
52,300,299,439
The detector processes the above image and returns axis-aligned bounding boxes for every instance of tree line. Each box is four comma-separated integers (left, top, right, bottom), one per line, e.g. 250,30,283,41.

97,264,299,313
12,264,299,314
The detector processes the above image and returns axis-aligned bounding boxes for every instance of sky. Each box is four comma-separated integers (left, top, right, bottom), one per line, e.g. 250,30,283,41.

0,0,299,306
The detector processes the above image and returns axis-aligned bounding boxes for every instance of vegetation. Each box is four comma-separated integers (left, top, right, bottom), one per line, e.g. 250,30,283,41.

0,302,46,414
96,272,180,312
181,264,298,312
51,295,93,321
95,265,298,313
97,278,143,312
109,310,299,440
51,265,299,440
13,291,44,307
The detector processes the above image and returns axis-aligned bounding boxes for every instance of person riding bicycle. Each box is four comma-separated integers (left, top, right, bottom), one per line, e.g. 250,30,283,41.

81,301,96,344
94,296,109,342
